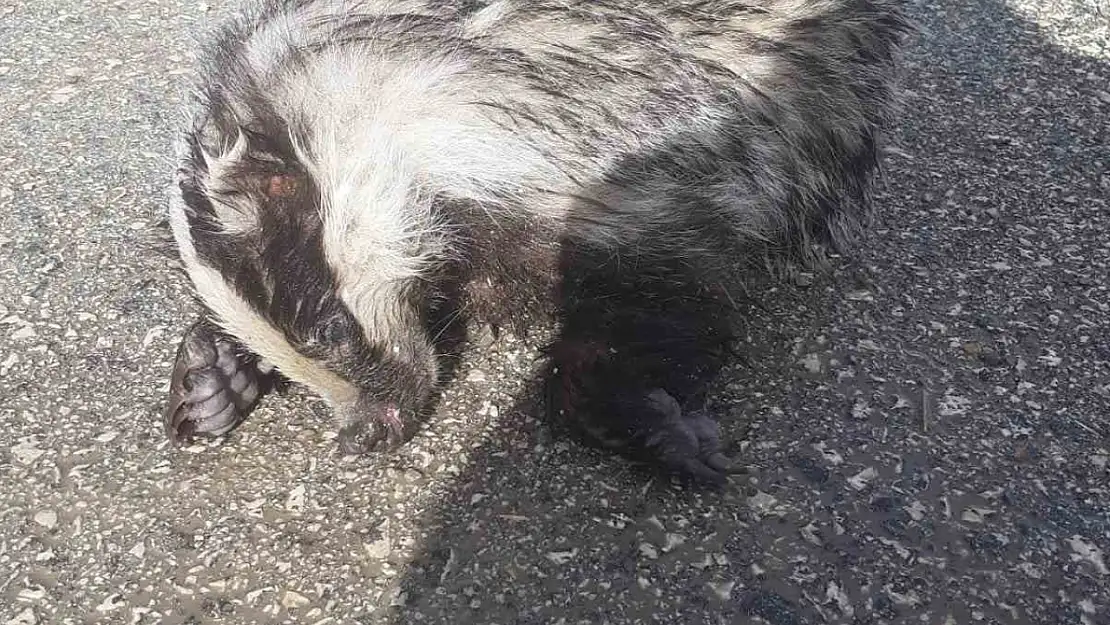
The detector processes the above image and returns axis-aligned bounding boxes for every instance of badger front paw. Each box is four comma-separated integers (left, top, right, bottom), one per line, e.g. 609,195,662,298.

163,319,267,443
638,389,732,485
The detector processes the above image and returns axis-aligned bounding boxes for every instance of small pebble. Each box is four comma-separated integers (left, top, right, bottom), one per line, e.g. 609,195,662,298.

707,581,735,601
5,608,37,625
33,510,57,530
281,590,311,609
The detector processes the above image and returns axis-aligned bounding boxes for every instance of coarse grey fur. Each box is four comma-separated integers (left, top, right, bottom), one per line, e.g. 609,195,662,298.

164,0,911,483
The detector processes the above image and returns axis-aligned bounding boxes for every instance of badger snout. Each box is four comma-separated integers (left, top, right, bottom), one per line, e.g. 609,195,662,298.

334,396,408,455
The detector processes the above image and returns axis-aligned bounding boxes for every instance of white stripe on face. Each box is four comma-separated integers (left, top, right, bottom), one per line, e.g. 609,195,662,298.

169,192,361,408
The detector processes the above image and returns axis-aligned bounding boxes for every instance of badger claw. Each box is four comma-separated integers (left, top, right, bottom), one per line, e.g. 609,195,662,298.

640,389,735,486
163,319,267,444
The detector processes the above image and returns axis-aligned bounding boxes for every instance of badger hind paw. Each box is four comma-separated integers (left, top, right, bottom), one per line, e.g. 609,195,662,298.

638,389,734,486
163,319,266,444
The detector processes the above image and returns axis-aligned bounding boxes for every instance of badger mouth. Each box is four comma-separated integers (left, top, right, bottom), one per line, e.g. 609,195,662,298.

335,402,407,455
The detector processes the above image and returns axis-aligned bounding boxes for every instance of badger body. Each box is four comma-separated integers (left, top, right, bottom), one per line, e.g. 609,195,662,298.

165,0,909,483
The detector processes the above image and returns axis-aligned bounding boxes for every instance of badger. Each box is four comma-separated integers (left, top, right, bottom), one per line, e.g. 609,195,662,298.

162,0,910,484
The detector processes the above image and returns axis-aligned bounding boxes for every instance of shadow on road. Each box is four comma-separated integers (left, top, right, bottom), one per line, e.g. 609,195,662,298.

373,0,1110,623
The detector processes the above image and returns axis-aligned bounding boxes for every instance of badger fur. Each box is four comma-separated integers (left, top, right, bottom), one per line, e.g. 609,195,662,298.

164,0,910,483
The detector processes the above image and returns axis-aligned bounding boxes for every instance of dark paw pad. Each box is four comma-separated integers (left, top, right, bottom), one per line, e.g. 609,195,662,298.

163,319,266,444
640,389,732,485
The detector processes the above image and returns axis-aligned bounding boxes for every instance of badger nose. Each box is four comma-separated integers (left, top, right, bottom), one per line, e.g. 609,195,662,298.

335,400,405,455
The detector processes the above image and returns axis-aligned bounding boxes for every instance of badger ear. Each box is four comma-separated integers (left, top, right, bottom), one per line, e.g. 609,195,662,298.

180,115,310,234
201,128,251,187
180,126,264,235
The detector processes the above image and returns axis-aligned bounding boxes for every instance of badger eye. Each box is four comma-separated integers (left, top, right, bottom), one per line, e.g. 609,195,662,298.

321,316,352,344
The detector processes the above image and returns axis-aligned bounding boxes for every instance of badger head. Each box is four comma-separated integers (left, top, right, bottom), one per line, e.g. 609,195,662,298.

166,94,450,448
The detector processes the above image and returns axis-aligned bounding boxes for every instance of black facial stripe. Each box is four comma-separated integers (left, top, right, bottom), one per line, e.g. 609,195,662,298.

180,131,422,400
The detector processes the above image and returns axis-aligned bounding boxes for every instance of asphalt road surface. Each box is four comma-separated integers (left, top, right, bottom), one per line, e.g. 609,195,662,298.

1,0,1107,623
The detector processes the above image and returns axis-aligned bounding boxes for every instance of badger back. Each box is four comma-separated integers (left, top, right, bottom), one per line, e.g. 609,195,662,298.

166,0,910,402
